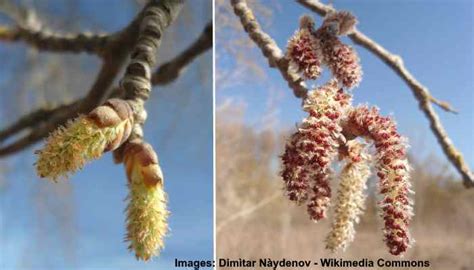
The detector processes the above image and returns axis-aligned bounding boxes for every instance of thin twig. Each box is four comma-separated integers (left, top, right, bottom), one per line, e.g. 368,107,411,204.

296,0,473,187
0,101,80,143
231,0,308,98
0,4,146,157
152,21,212,85
216,192,280,234
297,0,456,113
0,0,193,158
0,25,109,56
0,1,109,56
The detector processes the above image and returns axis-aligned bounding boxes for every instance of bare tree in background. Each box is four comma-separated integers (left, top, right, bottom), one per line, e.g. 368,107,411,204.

0,0,211,262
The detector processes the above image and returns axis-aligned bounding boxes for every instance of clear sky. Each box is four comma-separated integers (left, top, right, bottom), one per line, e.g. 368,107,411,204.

0,1,213,269
217,0,473,178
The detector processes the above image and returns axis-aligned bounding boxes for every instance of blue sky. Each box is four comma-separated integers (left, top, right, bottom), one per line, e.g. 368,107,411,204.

217,0,473,176
1,0,473,269
0,1,212,269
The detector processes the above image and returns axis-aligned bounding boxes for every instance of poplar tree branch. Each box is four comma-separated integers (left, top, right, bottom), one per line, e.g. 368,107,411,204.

0,18,211,157
230,0,308,98
119,0,184,144
0,25,109,56
217,192,280,234
152,21,212,85
0,0,181,157
0,0,110,56
296,0,473,187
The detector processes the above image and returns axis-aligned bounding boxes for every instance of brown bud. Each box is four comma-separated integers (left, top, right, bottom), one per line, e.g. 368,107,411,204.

88,106,122,128
124,139,162,188
87,99,134,152
104,98,134,121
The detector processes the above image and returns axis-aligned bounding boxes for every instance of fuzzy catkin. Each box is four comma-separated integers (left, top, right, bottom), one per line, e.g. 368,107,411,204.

281,80,351,221
346,106,414,256
326,141,371,252
320,36,362,89
286,16,323,80
35,99,133,181
124,140,168,261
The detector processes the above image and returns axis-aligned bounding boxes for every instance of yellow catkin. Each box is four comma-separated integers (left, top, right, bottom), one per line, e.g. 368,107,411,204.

35,99,133,181
326,142,371,252
35,116,128,181
124,141,168,261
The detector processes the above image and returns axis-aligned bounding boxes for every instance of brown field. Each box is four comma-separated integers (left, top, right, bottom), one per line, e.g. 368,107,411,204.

216,105,473,270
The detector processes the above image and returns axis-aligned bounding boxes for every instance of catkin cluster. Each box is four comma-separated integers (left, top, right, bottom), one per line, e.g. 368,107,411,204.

281,12,414,256
35,99,169,261
286,12,361,89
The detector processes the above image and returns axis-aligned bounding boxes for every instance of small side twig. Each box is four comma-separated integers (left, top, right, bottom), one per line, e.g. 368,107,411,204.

0,101,80,143
216,192,280,235
296,0,473,187
152,21,212,85
0,1,109,57
0,25,109,56
0,16,209,157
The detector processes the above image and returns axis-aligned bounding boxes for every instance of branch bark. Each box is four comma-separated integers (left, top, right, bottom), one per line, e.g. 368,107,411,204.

0,25,109,56
0,1,110,56
296,0,473,187
152,21,212,85
231,0,308,98
120,0,184,143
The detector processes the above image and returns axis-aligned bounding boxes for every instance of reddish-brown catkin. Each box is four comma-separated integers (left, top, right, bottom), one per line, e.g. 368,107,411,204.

320,36,362,89
281,80,352,221
286,16,323,80
346,106,414,255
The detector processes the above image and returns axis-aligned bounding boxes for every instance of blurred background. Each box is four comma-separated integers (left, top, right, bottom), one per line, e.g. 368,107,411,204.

0,0,212,269
216,0,473,269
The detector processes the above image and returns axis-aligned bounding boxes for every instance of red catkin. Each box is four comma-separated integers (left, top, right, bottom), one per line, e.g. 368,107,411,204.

281,80,351,221
320,36,362,89
346,106,414,255
286,16,323,80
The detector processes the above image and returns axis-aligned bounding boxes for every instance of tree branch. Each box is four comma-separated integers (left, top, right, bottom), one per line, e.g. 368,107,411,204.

296,0,473,187
230,0,308,98
111,21,213,99
216,192,280,234
0,0,188,158
0,101,80,143
0,100,82,156
0,3,149,157
152,21,212,85
122,0,185,102
119,0,184,145
0,25,109,56
0,1,109,56
297,0,457,114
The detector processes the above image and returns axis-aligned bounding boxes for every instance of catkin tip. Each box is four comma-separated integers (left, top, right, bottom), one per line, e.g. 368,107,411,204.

124,139,168,261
